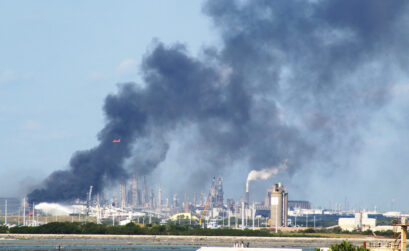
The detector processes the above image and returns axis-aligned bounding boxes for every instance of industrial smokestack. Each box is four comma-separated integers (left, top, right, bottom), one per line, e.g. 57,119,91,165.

245,180,249,204
131,174,138,207
142,176,147,206
245,161,287,204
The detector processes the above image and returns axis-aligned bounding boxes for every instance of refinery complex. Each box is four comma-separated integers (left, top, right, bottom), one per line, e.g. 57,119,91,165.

1,176,406,232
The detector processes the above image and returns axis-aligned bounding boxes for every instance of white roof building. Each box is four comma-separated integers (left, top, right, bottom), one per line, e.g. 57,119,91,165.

338,213,376,231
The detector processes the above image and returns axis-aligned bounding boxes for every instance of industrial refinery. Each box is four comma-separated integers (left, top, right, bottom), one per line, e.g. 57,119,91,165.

1,175,406,233
0,176,274,228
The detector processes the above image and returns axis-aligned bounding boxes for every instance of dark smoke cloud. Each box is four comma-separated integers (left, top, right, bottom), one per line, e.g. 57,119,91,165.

204,0,409,164
29,0,409,203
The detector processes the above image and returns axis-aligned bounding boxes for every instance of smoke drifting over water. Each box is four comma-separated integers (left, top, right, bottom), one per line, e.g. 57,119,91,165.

28,0,409,203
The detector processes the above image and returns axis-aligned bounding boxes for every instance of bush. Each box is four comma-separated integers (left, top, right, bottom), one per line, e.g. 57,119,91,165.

81,222,107,234
330,240,368,251
149,224,166,235
374,230,394,237
361,229,373,235
9,222,81,234
331,226,343,234
105,222,145,235
302,228,316,233
0,225,8,233
9,226,38,234
37,222,81,234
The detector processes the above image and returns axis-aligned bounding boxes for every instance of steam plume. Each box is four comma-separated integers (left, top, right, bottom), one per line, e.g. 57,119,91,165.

35,202,77,216
246,161,287,196
247,161,288,183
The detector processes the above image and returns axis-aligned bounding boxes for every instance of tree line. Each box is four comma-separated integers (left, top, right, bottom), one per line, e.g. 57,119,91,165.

3,222,275,236
0,222,398,238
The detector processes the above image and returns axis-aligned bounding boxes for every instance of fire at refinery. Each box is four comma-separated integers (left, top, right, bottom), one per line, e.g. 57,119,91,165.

13,0,409,228
25,175,288,229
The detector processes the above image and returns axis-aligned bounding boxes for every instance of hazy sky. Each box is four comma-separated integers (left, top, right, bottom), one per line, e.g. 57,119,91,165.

0,0,215,195
2,1,409,212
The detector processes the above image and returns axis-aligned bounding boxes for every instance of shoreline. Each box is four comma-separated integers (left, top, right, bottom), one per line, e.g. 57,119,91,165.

0,234,393,247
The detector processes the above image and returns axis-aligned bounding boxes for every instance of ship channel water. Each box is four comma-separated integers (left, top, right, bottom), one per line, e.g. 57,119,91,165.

0,241,319,251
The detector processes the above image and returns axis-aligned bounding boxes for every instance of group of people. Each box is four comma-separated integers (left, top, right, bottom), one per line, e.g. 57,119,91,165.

233,241,250,248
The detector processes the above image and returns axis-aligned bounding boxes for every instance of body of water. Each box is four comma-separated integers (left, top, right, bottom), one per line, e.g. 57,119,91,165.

0,240,318,251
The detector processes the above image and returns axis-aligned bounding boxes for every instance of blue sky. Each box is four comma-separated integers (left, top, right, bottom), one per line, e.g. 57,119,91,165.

0,0,216,196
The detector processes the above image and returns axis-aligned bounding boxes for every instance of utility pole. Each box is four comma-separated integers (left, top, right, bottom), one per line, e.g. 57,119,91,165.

241,201,244,230
23,198,26,226
306,214,308,228
314,215,316,229
32,202,35,226
228,211,231,228
5,199,7,225
252,204,255,229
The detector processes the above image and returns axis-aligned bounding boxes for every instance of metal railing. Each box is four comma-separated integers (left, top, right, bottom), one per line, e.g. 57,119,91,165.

366,241,400,250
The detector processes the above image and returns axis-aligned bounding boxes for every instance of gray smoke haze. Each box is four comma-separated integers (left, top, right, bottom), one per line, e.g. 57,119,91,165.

29,0,409,204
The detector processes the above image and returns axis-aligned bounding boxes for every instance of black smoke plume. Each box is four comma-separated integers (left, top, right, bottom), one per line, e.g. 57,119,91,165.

28,0,409,203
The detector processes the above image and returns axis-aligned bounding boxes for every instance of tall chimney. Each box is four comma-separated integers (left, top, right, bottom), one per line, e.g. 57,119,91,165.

142,176,147,206
120,182,126,209
245,180,249,204
131,174,139,207
158,186,162,208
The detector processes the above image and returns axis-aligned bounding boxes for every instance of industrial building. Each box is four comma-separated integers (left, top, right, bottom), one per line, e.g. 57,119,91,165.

288,200,311,210
338,212,376,231
266,182,288,227
13,175,293,229
9,175,404,231
209,177,224,208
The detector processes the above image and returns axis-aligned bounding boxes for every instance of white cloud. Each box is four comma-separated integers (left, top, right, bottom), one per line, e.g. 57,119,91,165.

116,58,137,75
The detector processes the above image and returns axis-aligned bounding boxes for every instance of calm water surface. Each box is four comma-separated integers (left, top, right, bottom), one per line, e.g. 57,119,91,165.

0,240,319,251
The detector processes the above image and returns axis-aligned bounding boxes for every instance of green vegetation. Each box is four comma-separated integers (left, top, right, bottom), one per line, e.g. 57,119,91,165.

0,222,402,238
7,222,276,235
0,225,8,233
299,227,345,234
297,227,396,237
3,222,320,236
329,240,368,251
373,230,394,237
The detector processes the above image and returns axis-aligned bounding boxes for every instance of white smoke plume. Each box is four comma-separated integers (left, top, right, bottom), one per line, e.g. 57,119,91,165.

246,160,288,182
35,202,79,216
